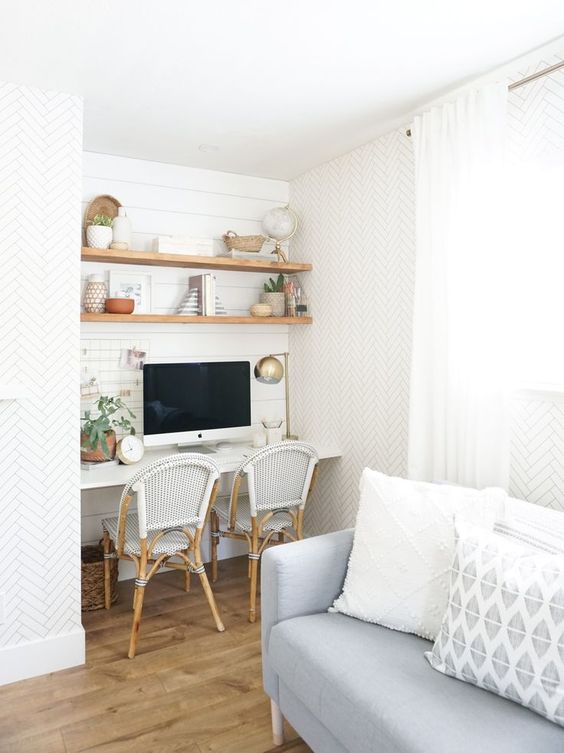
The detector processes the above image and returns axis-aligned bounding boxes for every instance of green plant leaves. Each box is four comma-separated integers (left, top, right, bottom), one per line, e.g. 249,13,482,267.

81,394,136,452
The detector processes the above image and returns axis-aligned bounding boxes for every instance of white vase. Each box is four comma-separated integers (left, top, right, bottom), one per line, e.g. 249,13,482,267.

86,225,112,249
83,274,108,313
111,207,132,249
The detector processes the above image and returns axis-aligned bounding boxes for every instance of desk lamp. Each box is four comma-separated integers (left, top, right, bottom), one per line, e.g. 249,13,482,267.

254,353,297,440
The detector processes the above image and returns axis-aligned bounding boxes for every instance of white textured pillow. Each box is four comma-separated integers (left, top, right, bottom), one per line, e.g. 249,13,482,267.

495,497,564,555
332,469,507,640
427,519,564,727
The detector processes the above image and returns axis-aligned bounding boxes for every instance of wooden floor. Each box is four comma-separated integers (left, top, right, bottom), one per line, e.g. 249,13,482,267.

0,557,311,753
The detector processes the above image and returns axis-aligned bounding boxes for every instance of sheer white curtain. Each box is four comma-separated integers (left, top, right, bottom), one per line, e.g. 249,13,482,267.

408,83,511,489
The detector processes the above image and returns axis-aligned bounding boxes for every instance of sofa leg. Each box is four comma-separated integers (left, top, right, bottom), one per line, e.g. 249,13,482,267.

271,699,284,746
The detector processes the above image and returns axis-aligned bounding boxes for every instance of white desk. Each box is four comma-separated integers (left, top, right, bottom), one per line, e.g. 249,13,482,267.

80,440,341,490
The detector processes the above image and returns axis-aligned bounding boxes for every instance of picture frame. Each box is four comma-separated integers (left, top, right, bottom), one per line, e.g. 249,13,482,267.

108,271,153,314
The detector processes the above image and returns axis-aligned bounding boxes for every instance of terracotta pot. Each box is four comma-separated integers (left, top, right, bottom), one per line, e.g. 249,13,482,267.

80,430,116,462
105,297,135,314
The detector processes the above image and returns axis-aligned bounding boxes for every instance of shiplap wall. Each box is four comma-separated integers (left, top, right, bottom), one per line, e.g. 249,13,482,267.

81,153,290,566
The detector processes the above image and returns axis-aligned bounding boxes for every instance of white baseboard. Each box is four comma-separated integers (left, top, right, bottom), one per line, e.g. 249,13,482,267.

0,627,85,686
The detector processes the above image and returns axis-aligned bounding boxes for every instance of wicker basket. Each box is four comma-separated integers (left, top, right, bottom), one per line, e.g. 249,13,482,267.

81,542,118,611
222,230,265,253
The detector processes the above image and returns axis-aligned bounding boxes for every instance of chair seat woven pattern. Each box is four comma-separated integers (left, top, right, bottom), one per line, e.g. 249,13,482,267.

103,513,196,557
214,496,297,533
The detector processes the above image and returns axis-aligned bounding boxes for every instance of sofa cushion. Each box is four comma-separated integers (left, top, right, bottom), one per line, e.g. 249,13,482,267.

268,612,564,753
427,519,564,728
332,469,507,640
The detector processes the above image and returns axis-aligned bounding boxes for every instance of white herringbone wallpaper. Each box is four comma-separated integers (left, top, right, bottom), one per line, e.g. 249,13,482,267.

0,83,83,647
290,129,415,534
291,49,564,533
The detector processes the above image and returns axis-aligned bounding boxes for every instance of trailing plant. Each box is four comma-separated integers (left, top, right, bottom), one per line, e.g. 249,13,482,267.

90,214,113,227
263,273,285,293
81,396,135,455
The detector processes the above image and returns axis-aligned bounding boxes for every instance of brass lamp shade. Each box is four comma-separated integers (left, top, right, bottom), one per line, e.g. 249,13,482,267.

254,356,284,384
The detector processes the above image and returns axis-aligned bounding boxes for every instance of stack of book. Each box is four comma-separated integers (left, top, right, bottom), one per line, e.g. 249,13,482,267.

220,248,274,261
176,274,227,316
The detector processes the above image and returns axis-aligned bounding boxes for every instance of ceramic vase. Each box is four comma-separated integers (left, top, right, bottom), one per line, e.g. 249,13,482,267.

83,274,108,313
111,207,132,249
260,292,285,317
86,224,113,249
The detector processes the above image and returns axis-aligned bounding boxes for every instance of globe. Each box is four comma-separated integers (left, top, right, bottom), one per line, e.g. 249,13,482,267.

262,206,297,242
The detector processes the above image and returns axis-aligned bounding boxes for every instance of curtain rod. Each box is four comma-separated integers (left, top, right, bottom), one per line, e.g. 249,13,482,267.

405,59,564,137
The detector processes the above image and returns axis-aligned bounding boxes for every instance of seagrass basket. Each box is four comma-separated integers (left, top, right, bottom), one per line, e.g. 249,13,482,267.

222,230,265,253
81,542,118,611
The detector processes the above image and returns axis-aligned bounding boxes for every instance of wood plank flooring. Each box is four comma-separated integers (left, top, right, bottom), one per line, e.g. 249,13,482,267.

0,557,312,753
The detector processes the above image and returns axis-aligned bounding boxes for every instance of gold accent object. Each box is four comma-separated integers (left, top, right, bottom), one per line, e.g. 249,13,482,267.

254,352,297,440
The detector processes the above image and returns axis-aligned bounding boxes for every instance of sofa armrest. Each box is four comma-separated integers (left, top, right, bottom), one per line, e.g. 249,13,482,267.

261,528,354,702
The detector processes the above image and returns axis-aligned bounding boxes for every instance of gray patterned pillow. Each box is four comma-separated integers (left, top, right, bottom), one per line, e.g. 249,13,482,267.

426,518,564,727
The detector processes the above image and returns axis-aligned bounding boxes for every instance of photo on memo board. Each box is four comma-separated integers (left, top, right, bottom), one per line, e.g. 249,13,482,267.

108,271,152,314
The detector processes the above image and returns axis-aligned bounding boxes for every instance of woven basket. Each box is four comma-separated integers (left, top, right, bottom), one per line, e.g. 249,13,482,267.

222,230,265,253
81,542,118,611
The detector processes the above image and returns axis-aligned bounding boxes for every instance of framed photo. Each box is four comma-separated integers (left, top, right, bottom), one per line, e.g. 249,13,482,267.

108,272,152,314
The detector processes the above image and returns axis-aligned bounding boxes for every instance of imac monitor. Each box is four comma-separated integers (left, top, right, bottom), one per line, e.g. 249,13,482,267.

143,361,251,447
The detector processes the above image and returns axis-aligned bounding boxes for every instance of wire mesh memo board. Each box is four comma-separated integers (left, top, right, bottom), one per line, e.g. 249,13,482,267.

80,339,149,435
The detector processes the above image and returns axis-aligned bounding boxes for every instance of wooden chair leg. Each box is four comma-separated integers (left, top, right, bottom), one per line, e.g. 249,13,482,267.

210,510,219,583
297,509,304,540
103,530,112,610
249,553,260,623
197,566,225,632
271,700,285,746
128,579,147,659
184,567,191,592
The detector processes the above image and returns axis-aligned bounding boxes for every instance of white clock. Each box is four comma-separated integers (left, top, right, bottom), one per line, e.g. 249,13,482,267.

116,434,145,465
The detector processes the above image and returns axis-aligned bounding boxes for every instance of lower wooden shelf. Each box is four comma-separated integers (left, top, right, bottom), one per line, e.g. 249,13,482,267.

81,313,312,325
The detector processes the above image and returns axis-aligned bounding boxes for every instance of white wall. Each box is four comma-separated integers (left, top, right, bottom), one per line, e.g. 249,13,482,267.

0,82,84,684
290,44,564,535
290,130,415,534
80,153,290,567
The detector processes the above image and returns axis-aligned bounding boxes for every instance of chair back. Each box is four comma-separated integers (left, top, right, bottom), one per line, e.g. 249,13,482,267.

233,441,318,516
119,454,219,538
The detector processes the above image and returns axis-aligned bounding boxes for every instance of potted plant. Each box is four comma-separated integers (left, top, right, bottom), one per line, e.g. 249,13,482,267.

81,396,136,462
260,273,286,316
86,214,113,249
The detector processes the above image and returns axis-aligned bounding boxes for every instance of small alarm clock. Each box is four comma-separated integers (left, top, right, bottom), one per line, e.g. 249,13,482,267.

116,434,145,465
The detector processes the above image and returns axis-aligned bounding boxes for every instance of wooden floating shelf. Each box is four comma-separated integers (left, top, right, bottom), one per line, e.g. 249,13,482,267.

81,313,312,325
81,247,312,274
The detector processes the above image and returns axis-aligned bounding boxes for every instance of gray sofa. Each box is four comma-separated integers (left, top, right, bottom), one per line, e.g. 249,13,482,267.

261,529,564,753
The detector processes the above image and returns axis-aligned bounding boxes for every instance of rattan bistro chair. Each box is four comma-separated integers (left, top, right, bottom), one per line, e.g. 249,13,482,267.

210,441,319,622
102,454,225,658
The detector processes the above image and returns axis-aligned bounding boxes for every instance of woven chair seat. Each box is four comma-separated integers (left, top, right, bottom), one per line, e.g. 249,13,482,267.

214,495,298,533
103,513,196,557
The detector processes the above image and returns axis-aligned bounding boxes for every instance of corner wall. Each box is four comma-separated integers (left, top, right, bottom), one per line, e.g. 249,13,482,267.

290,130,415,533
0,82,84,684
290,45,564,534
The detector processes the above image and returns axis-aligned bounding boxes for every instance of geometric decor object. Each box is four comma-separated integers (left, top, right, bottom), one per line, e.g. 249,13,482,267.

176,288,227,316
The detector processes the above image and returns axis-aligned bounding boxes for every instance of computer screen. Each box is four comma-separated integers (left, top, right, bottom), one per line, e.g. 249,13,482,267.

143,361,251,441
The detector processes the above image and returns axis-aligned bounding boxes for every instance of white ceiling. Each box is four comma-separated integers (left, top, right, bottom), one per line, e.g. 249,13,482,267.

1,0,563,179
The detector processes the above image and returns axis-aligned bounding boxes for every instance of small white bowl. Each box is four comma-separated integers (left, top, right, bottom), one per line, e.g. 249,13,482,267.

250,303,272,317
